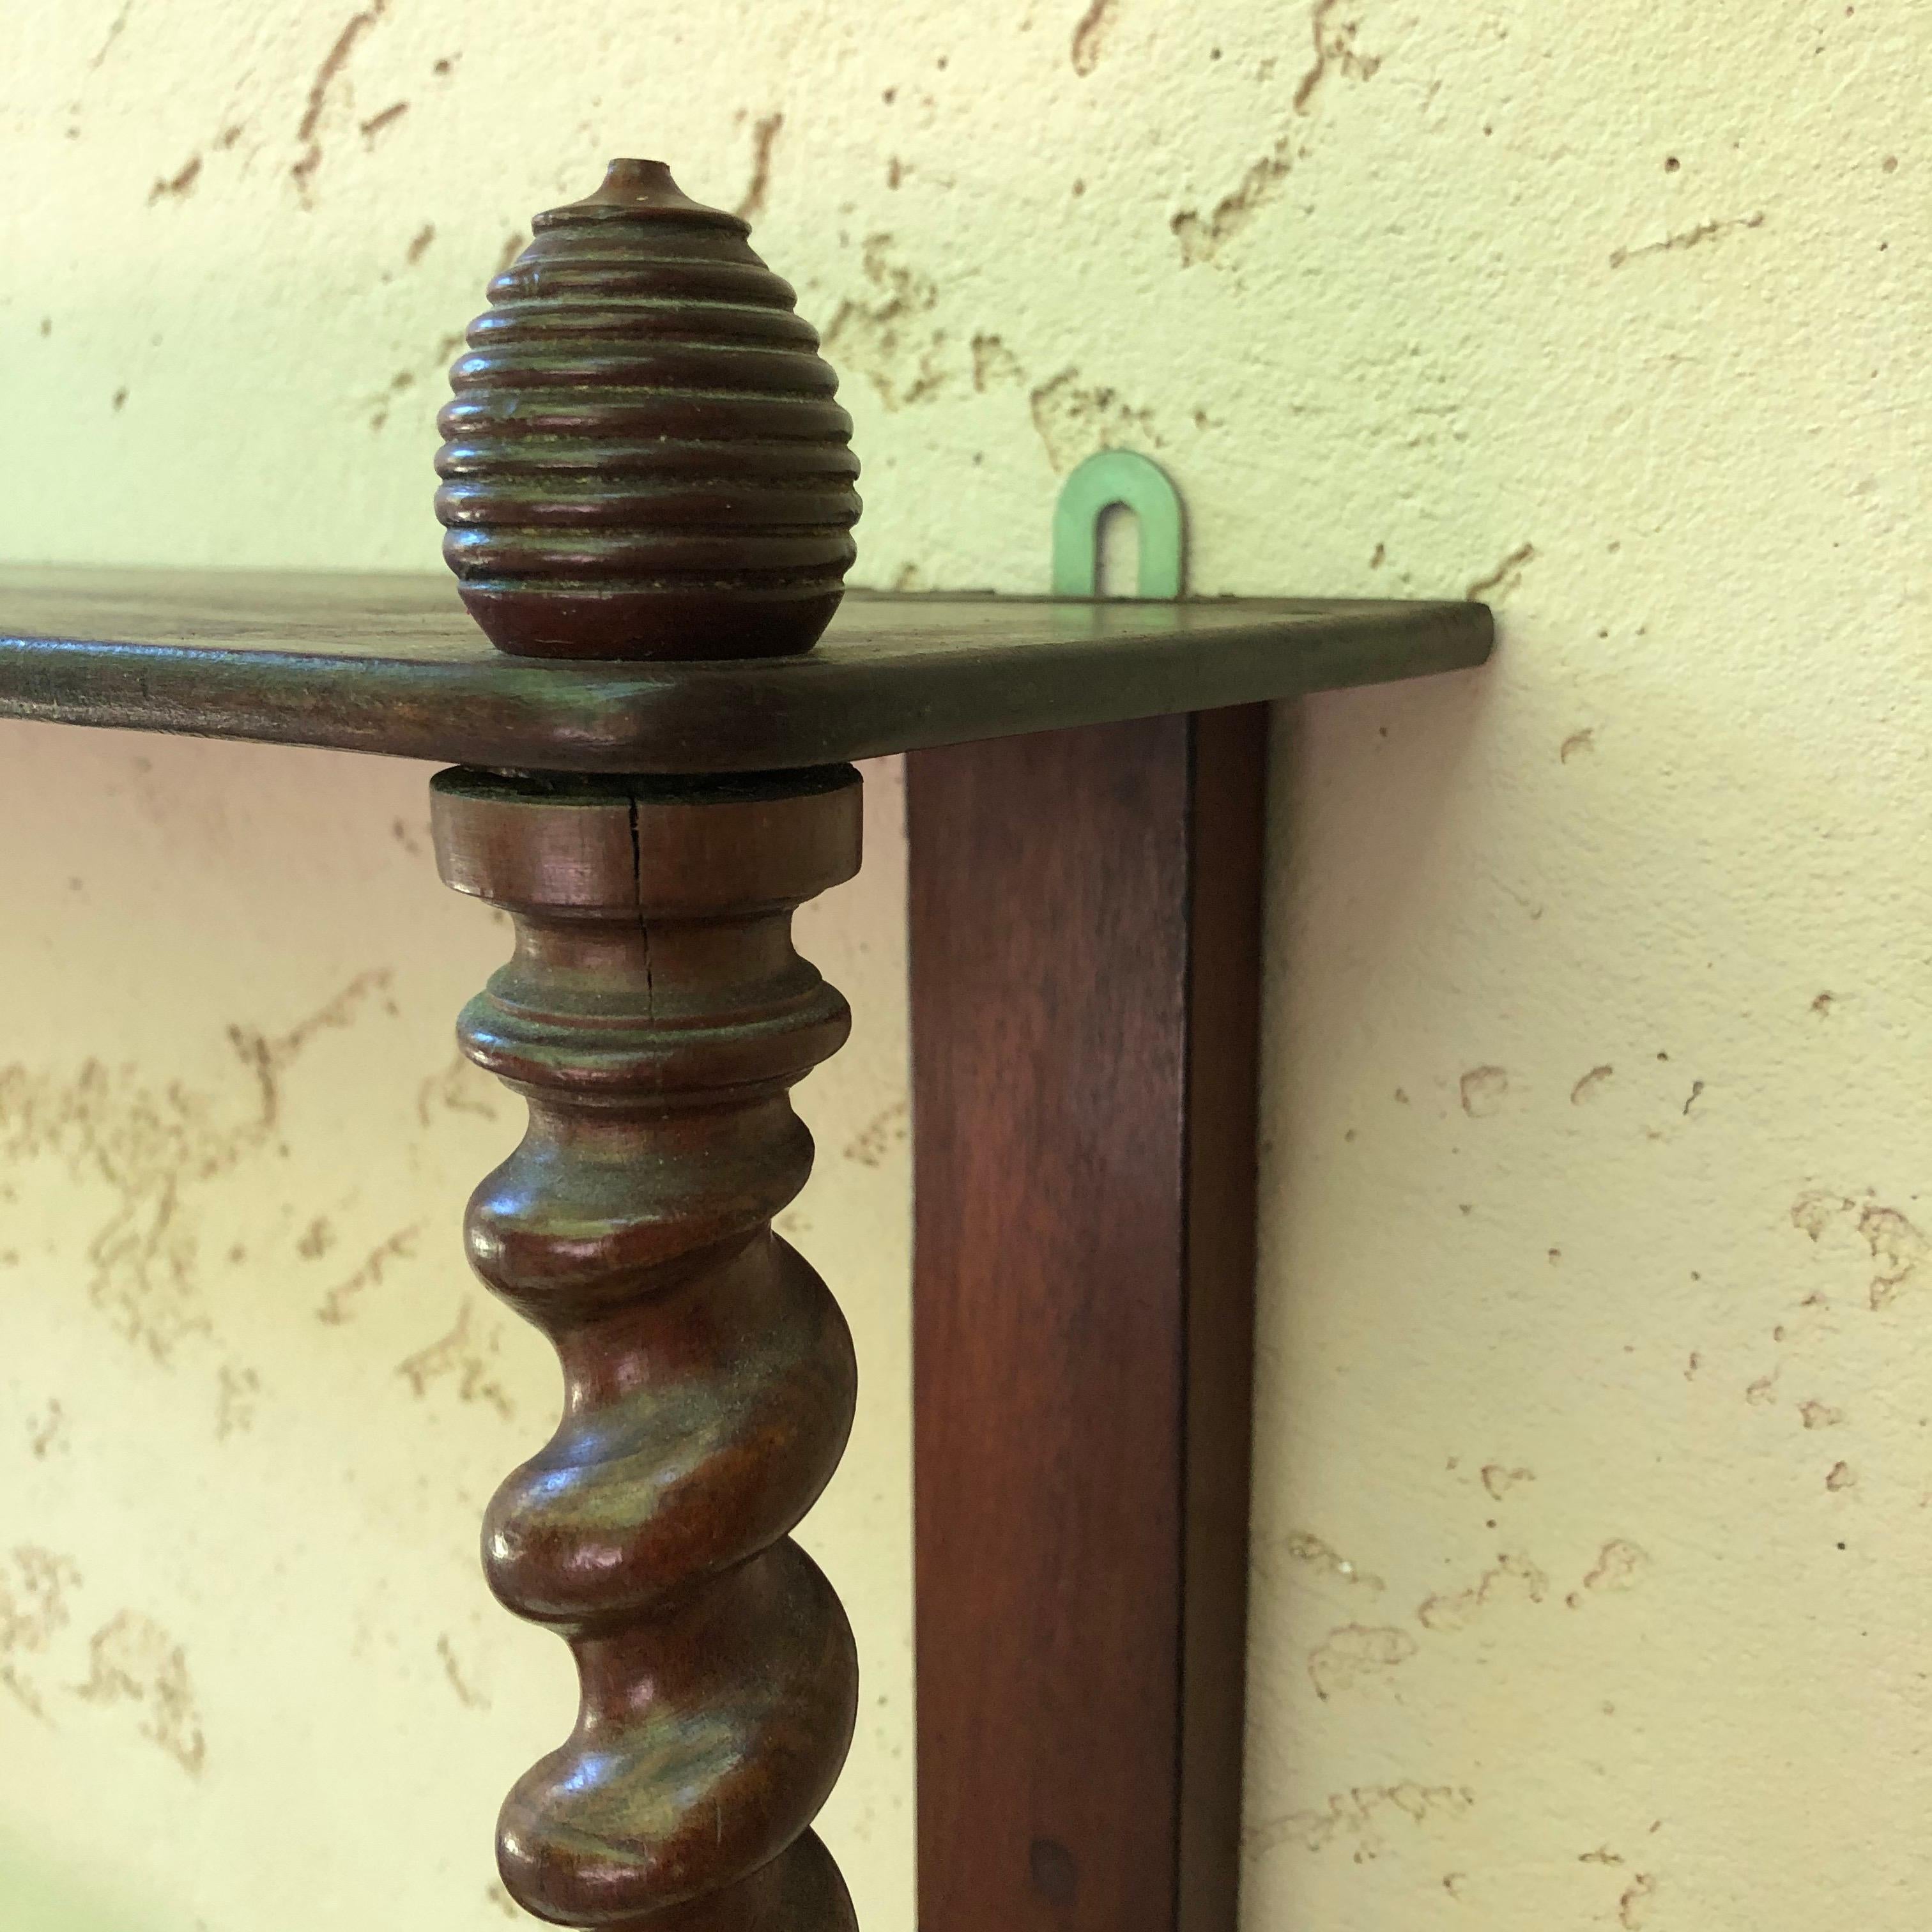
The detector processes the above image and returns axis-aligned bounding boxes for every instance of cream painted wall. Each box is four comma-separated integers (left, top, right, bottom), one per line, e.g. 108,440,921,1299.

1,3,1926,1929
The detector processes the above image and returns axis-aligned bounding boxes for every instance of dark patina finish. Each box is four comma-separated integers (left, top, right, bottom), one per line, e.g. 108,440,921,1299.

433,765,864,1931
0,153,1499,1932
0,565,1491,772
435,160,861,661
911,711,1263,1932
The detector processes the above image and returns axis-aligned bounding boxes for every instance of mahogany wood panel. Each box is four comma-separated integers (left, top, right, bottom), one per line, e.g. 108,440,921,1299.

910,707,1266,1932
0,564,1491,772
431,764,866,1932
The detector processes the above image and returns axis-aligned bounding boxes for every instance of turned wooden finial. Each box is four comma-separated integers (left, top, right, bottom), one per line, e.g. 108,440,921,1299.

436,158,861,660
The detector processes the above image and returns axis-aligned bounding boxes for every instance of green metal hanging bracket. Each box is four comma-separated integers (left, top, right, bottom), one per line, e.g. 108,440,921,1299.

1051,449,1186,599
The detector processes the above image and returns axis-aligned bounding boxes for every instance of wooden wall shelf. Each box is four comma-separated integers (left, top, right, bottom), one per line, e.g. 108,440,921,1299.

0,565,1486,772
0,154,1494,1932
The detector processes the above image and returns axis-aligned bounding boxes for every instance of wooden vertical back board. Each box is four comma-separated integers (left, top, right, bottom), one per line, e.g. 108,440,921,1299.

909,705,1266,1932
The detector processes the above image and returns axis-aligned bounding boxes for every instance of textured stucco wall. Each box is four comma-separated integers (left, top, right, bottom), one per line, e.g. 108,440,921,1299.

2,3,1927,1929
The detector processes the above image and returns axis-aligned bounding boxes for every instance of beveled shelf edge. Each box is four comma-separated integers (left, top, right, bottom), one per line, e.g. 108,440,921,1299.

0,570,1492,773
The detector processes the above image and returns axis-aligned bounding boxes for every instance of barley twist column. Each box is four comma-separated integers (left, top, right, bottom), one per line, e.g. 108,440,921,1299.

431,764,863,1931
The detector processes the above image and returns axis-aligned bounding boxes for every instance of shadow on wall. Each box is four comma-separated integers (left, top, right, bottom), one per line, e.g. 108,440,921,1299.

1269,637,1498,988
0,1829,189,1932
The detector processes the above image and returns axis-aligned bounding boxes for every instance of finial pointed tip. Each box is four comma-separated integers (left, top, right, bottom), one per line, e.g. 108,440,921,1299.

602,157,675,192
565,157,711,217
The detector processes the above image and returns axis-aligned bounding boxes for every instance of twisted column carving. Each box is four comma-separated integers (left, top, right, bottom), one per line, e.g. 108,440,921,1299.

431,764,864,1932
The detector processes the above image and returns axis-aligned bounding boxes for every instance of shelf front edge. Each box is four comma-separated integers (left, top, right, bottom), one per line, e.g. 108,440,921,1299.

0,594,1492,772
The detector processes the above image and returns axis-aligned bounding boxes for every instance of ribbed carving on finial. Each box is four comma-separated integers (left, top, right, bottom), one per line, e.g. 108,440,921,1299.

436,159,861,661
431,765,864,1931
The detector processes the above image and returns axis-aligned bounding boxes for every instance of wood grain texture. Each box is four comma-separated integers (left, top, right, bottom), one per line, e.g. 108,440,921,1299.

436,160,859,660
431,764,865,1932
909,708,1265,1932
0,565,1492,772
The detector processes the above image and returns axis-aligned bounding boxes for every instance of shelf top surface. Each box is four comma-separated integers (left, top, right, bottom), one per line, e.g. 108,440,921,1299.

0,565,1492,772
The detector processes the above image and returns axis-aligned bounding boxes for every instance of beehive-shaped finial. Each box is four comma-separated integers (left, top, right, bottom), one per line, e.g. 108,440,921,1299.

435,158,861,659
